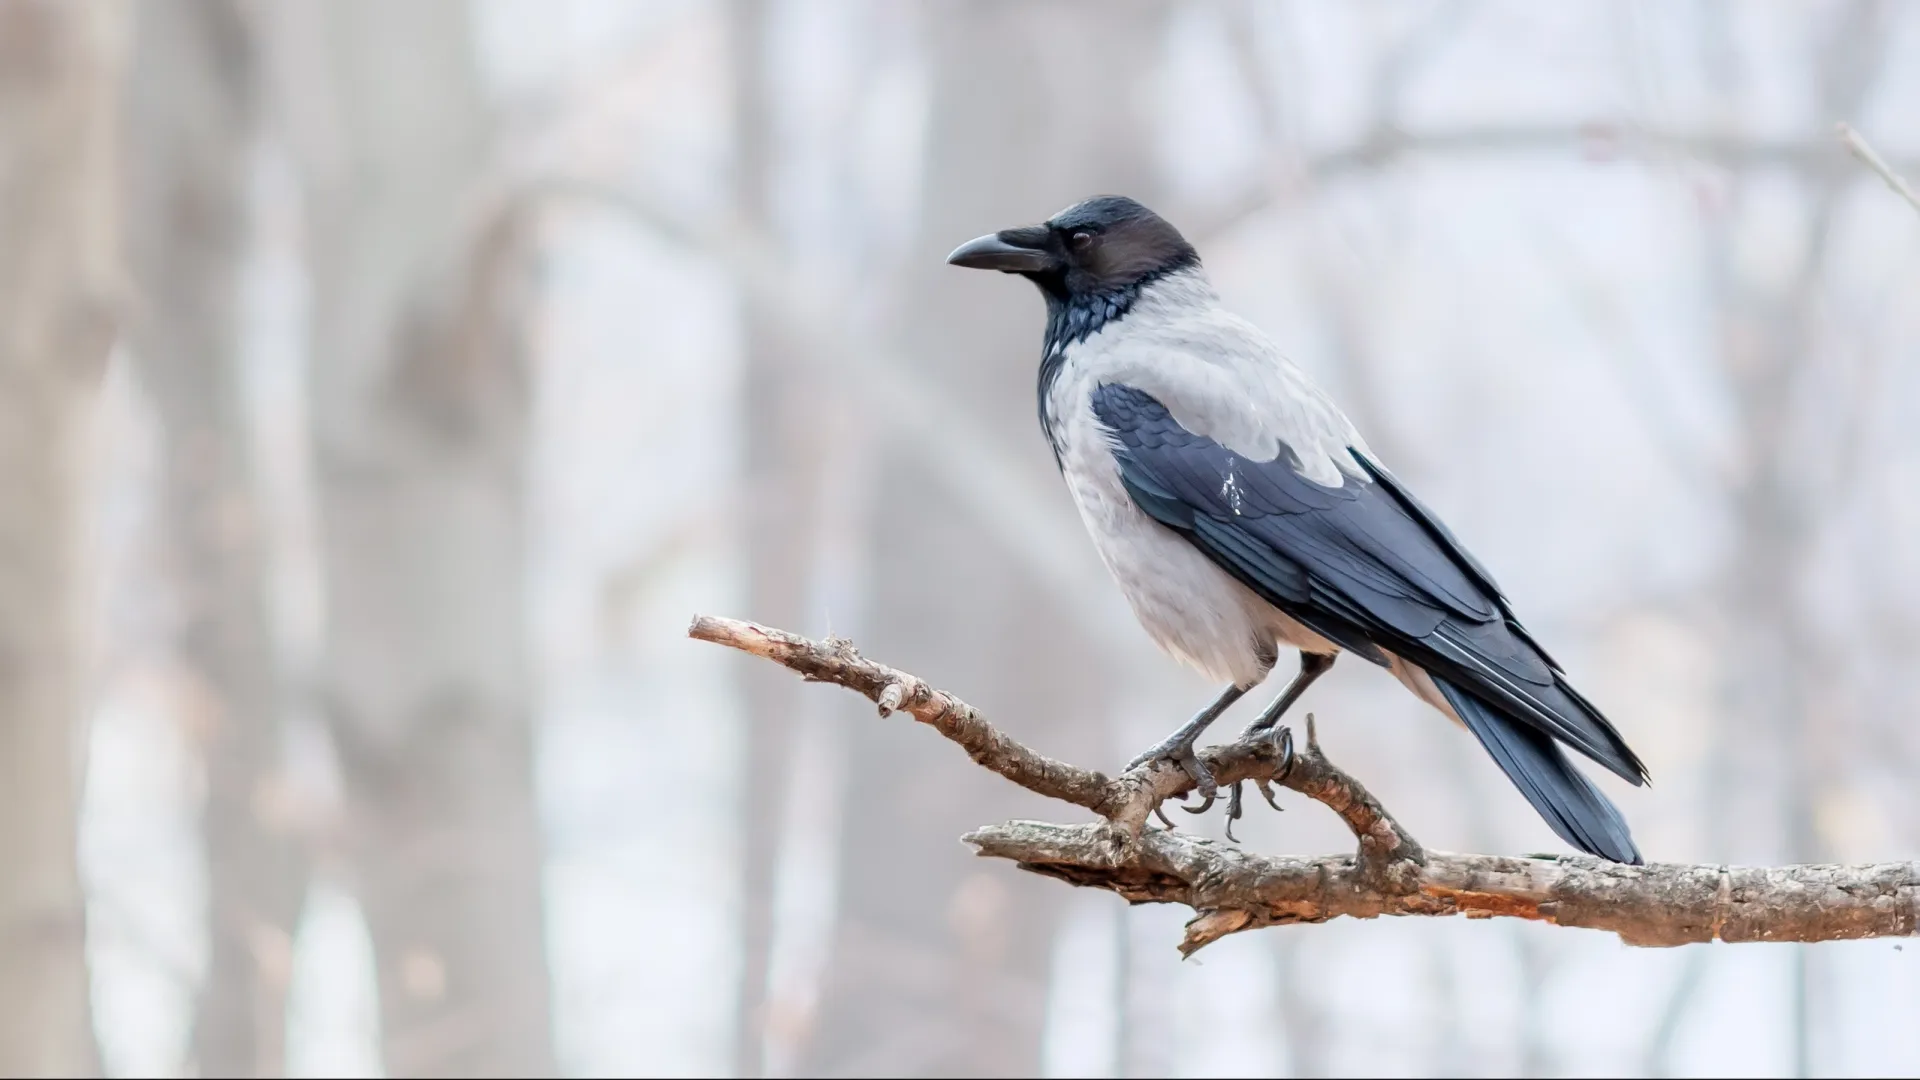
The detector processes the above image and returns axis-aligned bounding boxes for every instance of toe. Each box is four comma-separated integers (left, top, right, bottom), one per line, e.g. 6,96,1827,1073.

1176,750,1216,797
1256,778,1284,812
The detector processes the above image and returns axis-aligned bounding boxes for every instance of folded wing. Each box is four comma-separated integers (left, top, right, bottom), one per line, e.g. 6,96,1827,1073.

1090,383,1647,790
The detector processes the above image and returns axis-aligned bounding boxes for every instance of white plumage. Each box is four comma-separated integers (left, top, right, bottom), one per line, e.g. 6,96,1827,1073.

1045,268,1352,687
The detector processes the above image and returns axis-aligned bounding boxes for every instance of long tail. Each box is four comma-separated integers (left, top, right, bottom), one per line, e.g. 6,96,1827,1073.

1433,674,1642,864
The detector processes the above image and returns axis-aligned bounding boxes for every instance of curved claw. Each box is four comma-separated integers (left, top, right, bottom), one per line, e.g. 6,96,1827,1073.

1177,751,1217,797
1224,781,1244,843
1180,790,1216,814
1255,778,1284,812
1274,725,1297,783
1154,804,1178,830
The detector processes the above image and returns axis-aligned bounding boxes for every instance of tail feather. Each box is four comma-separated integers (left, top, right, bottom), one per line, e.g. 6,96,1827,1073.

1433,674,1642,865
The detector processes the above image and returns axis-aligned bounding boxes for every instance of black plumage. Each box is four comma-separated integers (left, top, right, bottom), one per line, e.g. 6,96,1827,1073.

1091,383,1647,864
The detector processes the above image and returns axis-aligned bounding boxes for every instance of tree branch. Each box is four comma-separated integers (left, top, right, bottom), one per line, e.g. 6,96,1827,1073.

690,615,1920,954
1191,122,1920,246
1837,122,1920,219
964,822,1920,955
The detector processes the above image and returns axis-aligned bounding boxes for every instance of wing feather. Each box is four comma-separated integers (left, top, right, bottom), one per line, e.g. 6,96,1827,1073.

1093,382,1647,786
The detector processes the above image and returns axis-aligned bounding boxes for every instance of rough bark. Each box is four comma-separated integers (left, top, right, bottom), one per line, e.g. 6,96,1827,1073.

969,824,1919,952
800,4,1169,1074
691,616,1920,954
271,2,555,1075
120,2,308,1074
0,1,117,1074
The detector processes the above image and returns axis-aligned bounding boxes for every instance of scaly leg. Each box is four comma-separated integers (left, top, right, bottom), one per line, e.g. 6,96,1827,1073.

1239,651,1336,739
1125,683,1248,797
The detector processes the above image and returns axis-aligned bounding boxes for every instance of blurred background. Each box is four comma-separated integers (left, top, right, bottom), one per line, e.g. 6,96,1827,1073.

4,0,1920,1076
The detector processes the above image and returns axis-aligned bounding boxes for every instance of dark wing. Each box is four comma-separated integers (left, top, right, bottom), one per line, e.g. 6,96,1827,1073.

1091,383,1648,788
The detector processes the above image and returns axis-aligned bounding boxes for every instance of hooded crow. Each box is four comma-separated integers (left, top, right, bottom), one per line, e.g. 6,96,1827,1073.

947,195,1647,864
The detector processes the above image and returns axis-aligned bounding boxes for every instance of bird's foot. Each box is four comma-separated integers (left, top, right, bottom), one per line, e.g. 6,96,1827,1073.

1131,684,1249,823
1174,724,1297,842
1126,731,1217,799
1255,723,1297,784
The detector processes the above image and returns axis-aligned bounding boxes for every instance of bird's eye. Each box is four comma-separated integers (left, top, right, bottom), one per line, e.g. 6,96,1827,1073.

1069,230,1095,251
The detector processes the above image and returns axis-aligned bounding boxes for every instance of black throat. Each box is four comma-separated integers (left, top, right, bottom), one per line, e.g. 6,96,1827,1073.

1034,261,1194,467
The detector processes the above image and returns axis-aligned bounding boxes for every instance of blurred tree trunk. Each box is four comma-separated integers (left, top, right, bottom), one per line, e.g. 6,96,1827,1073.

799,2,1168,1074
0,1,117,1075
728,2,819,1073
121,3,309,1075
1703,7,1887,1074
1708,0,1885,870
270,2,556,1075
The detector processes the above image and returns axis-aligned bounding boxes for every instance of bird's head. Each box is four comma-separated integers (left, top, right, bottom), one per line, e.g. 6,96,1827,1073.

946,195,1198,301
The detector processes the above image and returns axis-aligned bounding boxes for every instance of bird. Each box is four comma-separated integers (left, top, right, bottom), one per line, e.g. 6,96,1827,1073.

945,195,1647,864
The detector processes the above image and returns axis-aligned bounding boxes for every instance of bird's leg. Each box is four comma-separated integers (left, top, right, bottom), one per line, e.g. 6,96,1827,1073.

1239,651,1335,740
1125,683,1248,797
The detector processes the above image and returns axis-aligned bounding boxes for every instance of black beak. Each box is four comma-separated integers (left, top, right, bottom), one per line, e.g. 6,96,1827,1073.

946,228,1059,273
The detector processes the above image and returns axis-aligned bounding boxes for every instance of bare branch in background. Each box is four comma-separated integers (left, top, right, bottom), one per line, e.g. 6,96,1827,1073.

692,616,1920,955
1527,224,1725,494
1837,122,1920,218
536,178,1146,658
1366,0,1469,130
1192,122,1920,247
